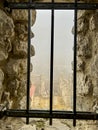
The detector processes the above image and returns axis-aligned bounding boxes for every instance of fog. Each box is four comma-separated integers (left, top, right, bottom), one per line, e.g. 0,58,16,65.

31,10,74,78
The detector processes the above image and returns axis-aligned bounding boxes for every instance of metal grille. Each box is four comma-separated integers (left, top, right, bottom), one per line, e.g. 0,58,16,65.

0,0,98,127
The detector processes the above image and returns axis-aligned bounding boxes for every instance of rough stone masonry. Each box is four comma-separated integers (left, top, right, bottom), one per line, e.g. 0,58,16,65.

0,0,98,130
0,0,36,109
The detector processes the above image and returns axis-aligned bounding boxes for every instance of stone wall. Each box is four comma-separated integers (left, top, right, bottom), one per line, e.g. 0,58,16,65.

0,0,98,130
77,9,98,112
72,1,98,130
0,0,36,109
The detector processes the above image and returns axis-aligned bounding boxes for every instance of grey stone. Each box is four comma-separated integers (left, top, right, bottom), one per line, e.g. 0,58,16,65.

89,12,98,31
6,125,13,130
45,120,70,130
77,58,85,71
18,124,36,130
77,36,92,58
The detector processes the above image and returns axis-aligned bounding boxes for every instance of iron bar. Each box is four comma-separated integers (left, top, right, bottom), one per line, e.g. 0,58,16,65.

6,2,98,10
73,0,78,127
26,0,32,125
50,0,54,126
1,110,98,120
1,0,98,127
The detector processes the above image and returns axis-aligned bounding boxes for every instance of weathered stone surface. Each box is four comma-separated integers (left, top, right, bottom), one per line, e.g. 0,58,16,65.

0,9,14,62
15,23,28,40
0,69,4,82
0,0,36,110
18,124,36,130
74,8,98,129
13,39,35,58
0,48,9,61
5,124,13,130
89,13,98,31
13,39,28,58
77,36,92,58
6,78,26,96
83,76,93,95
12,10,36,26
92,80,98,97
77,18,88,33
92,54,98,76
6,59,32,77
73,6,98,130
77,10,93,19
77,58,85,71
0,0,98,130
0,37,12,52
0,9,14,38
19,96,26,109
45,120,71,130
77,74,93,96
0,69,4,102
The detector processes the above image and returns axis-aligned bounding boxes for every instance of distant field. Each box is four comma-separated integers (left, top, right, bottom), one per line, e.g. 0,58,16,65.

30,96,72,110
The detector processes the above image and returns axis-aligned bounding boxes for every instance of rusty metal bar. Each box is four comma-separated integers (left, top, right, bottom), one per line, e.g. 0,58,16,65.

26,0,32,125
1,109,98,120
6,2,98,10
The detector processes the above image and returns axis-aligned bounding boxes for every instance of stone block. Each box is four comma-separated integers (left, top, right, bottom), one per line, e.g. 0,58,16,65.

77,74,93,96
91,55,98,78
0,10,14,57
6,59,33,77
77,18,88,33
93,85,98,97
0,69,4,82
12,10,36,26
0,9,14,38
13,38,35,58
18,124,36,130
6,78,26,97
77,36,92,58
0,48,9,61
77,58,85,71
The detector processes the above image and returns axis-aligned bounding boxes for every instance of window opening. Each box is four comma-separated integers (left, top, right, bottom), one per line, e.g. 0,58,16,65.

31,10,51,110
53,10,74,112
30,9,74,114
0,0,98,128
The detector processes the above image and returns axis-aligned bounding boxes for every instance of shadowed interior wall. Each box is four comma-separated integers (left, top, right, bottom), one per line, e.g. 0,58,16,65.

0,0,36,109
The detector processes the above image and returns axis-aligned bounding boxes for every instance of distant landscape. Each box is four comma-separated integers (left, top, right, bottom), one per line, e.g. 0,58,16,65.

30,10,74,110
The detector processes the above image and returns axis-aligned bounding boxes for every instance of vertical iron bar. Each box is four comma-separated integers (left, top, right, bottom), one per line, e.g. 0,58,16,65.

50,0,54,126
26,0,32,124
73,0,78,127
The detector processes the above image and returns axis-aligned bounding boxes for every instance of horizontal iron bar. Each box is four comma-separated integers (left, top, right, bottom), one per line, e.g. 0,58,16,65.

1,110,98,120
7,2,98,10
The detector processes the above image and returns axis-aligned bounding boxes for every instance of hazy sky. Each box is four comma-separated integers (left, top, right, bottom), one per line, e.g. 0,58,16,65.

31,10,74,76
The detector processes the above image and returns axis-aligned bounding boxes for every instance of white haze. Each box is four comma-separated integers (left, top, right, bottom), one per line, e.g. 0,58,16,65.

31,10,74,78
